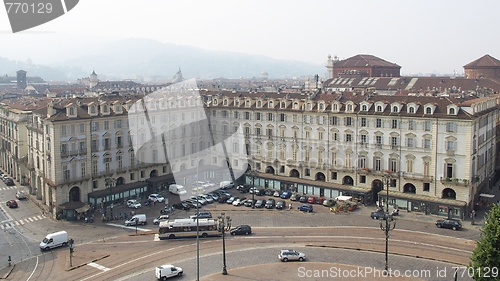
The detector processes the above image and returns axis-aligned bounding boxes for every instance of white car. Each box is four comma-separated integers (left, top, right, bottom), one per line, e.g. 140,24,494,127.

148,194,165,203
190,196,207,205
127,199,142,209
155,264,183,280
153,215,169,225
232,198,246,206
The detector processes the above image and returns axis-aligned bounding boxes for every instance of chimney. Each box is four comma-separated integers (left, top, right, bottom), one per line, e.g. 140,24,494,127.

47,101,56,118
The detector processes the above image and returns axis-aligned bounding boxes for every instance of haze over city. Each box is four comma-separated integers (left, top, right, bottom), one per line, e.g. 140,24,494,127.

0,0,499,77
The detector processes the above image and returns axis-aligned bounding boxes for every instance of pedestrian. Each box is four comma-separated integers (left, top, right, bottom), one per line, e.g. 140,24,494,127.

85,217,88,224
289,203,292,210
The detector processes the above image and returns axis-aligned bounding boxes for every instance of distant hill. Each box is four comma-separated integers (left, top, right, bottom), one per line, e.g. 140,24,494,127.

1,38,323,81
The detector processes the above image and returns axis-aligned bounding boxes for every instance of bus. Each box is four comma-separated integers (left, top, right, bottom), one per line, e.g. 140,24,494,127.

158,218,221,239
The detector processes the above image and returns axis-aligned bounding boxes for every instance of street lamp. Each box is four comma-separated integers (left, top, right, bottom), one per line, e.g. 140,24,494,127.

216,212,232,275
105,178,116,220
380,172,396,274
249,170,257,209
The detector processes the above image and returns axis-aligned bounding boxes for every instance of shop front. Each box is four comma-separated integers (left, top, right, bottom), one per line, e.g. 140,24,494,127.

87,181,148,209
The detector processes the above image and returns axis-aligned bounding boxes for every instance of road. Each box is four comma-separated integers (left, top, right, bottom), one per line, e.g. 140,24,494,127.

1,187,482,280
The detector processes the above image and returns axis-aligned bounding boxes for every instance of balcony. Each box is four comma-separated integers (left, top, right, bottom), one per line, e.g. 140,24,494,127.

60,174,92,185
358,167,370,174
403,172,433,182
440,177,470,186
338,166,355,172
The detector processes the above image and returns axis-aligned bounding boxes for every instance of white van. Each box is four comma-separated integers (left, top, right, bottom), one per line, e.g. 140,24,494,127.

220,181,234,189
125,214,147,226
169,184,187,195
40,231,68,251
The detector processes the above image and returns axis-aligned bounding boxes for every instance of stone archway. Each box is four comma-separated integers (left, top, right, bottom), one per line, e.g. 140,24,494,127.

315,172,326,181
265,166,275,174
69,186,81,202
442,188,456,200
289,169,300,178
342,176,354,186
150,170,158,178
116,177,125,186
371,180,383,203
403,183,416,193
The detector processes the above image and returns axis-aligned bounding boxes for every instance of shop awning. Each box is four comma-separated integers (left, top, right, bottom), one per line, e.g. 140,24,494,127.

75,204,91,213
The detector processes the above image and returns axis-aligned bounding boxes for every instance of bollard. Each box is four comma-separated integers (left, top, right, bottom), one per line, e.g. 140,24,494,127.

8,255,11,266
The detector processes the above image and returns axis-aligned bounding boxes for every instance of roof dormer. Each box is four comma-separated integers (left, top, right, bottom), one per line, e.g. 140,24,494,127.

100,102,110,115
112,101,123,114
256,99,263,108
292,100,301,110
390,102,403,113
88,102,98,116
66,103,77,118
374,102,387,113
331,101,340,112
305,101,313,111
268,99,275,109
359,101,372,112
447,104,458,116
245,98,252,108
424,103,436,115
406,102,420,114
317,100,326,111
345,101,355,113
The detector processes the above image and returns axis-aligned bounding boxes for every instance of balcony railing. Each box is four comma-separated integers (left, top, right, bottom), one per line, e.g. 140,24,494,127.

403,172,433,182
440,177,470,186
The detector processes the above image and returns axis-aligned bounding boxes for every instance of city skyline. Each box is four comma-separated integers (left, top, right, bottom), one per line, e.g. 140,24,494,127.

0,0,499,76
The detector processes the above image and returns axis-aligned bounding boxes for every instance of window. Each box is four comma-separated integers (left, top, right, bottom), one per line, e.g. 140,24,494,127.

267,128,273,139
345,134,352,142
91,122,98,131
90,106,96,114
376,118,382,128
130,172,135,181
360,175,366,183
245,112,250,120
392,106,398,113
344,117,352,126
389,159,397,172
406,159,414,173
61,125,67,135
446,122,456,133
69,107,74,116
408,120,414,130
234,111,239,119
374,158,381,171
426,107,432,114
423,183,430,192
391,136,398,148
446,140,455,151
280,114,286,122
360,134,367,144
305,168,310,176
424,121,431,131
331,172,337,180
409,107,415,114
391,119,398,129
361,117,367,127
376,136,382,146
104,121,109,130
330,116,338,125
362,105,367,111
268,113,273,121
424,139,431,149
256,112,261,120
80,124,85,133
449,108,455,115
318,131,324,140
407,137,414,148
377,105,382,112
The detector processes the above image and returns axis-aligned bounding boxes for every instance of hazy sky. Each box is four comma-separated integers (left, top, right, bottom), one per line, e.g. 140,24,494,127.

0,0,499,75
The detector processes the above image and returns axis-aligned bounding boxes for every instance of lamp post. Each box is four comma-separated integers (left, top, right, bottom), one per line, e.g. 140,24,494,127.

216,212,232,275
105,178,116,220
249,170,257,209
68,238,74,267
380,172,396,274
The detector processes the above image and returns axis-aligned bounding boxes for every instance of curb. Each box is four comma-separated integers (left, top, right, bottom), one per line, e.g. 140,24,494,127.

0,265,15,280
66,254,110,271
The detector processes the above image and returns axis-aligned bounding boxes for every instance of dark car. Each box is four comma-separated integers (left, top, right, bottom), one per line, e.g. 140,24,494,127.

255,199,266,208
173,202,191,210
315,197,326,204
280,190,292,199
275,200,286,210
262,189,272,196
5,178,14,186
244,199,256,207
298,204,313,213
370,210,391,220
299,196,308,203
254,189,265,196
237,185,250,193
265,198,276,209
6,199,18,208
218,194,231,203
436,219,462,230
230,225,252,235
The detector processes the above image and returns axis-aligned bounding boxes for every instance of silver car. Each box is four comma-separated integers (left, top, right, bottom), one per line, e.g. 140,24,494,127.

278,249,306,262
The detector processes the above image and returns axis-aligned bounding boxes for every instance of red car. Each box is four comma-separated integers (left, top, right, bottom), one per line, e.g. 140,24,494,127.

307,196,317,204
6,199,18,208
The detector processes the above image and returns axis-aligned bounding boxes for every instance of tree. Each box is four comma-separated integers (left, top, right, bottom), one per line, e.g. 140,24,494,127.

469,203,500,280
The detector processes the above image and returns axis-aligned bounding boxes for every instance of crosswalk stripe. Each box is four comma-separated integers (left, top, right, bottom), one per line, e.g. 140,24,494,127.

88,262,110,271
14,221,20,226
32,217,39,221
27,218,33,222
19,220,25,225
36,215,43,220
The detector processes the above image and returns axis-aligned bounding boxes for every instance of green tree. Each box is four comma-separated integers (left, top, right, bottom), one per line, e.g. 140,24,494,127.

469,203,500,280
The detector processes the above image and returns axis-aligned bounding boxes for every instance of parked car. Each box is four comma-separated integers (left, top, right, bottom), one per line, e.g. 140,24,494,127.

4,178,14,186
226,196,238,204
155,264,183,280
307,196,317,204
278,249,306,262
218,194,231,203
264,189,274,196
6,199,18,208
127,199,142,209
323,199,335,207
275,200,286,210
206,193,219,201
273,191,281,197
153,215,170,225
184,200,202,208
255,199,266,208
265,198,276,209
148,194,165,203
315,197,326,204
280,190,292,199
16,190,27,200
173,202,191,210
237,185,251,193
190,211,213,219
370,210,392,220
290,194,300,201
244,199,256,207
435,219,462,230
230,225,252,235
298,204,313,213
299,196,308,203
200,194,214,204
232,198,246,206
190,196,207,205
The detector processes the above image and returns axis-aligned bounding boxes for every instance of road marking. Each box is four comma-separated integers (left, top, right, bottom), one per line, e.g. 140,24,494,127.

14,221,19,225
27,217,33,222
36,215,44,220
106,223,151,232
88,262,110,271
19,220,25,225
32,216,39,221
